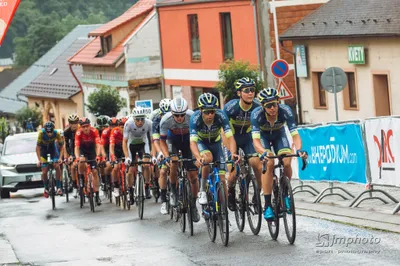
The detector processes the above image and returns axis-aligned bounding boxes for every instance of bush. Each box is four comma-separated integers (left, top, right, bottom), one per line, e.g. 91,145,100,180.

216,60,263,103
87,85,126,117
15,106,43,132
0,118,9,142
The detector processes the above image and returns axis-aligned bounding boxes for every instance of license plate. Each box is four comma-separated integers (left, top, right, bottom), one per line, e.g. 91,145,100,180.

26,175,41,181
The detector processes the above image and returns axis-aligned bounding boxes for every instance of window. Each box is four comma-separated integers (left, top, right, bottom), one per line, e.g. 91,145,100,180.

100,35,112,56
105,35,112,52
192,87,220,109
220,13,234,60
312,71,327,109
343,72,358,110
188,14,201,61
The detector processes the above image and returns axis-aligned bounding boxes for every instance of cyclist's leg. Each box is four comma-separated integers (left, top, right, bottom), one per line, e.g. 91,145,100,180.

103,148,112,189
260,134,275,218
243,135,263,187
275,128,293,179
77,155,87,193
41,156,50,197
142,152,152,199
197,140,213,204
210,141,228,198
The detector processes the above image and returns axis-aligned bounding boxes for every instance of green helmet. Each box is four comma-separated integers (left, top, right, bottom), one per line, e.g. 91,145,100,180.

96,115,110,127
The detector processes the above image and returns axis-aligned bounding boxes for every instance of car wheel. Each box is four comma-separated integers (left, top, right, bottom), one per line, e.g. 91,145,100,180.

0,188,10,199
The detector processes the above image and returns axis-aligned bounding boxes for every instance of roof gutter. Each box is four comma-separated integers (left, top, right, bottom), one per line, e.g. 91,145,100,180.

155,0,244,7
251,0,263,80
279,33,400,41
69,63,85,116
154,5,166,98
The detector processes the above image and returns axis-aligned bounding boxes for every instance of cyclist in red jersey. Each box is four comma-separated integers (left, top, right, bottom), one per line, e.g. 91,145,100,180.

74,117,102,206
110,117,127,197
100,117,117,190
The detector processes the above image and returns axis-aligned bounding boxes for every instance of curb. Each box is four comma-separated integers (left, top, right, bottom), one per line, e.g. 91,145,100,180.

0,234,19,265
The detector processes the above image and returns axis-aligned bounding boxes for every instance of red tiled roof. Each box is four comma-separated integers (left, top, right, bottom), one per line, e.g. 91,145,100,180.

89,0,156,36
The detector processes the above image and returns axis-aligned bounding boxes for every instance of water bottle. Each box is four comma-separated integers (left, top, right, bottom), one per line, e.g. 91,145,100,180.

47,154,51,163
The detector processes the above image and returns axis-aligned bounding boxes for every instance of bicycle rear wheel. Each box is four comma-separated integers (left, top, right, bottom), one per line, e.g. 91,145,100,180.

137,173,144,220
282,176,296,244
268,175,280,240
234,177,246,232
217,183,229,246
246,175,262,235
186,181,194,236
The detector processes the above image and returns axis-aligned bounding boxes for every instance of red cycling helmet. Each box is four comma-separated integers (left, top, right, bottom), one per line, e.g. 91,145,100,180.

79,117,91,126
119,117,128,126
109,117,118,126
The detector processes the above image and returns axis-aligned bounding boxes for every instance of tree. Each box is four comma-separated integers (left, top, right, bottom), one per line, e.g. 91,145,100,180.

15,106,43,131
0,118,9,142
216,60,263,103
87,85,127,117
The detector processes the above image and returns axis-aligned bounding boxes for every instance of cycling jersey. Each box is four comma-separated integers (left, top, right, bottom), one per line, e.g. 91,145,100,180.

189,110,232,143
160,110,193,140
224,99,261,135
251,104,298,155
110,127,124,159
101,127,111,149
123,117,152,154
151,108,163,140
64,125,78,156
251,104,298,138
37,129,64,150
75,127,101,154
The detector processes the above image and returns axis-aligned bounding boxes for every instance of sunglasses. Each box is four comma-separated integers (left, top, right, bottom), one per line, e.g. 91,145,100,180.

82,125,90,128
203,109,216,115
263,102,278,109
135,118,145,122
242,87,255,94
173,113,186,118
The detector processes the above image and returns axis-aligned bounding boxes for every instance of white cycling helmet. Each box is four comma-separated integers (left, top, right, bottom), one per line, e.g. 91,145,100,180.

131,106,147,118
170,97,188,114
159,98,172,114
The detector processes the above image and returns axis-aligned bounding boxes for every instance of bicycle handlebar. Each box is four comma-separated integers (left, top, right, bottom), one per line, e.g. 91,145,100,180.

261,153,308,174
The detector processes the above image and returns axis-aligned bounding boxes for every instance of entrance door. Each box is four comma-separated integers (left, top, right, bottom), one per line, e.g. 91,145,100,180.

372,74,391,116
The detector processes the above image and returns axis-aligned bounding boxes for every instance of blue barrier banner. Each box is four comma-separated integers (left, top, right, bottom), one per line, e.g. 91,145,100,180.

298,123,366,184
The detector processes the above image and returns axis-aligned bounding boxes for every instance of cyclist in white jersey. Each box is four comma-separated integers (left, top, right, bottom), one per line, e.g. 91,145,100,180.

123,107,153,202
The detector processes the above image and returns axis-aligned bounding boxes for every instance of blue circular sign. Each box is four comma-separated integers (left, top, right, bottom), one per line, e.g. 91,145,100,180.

271,59,289,78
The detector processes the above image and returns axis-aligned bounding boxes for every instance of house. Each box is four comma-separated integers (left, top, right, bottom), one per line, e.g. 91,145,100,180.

156,0,326,110
280,0,400,123
0,58,13,72
18,38,92,129
0,25,100,115
68,0,160,119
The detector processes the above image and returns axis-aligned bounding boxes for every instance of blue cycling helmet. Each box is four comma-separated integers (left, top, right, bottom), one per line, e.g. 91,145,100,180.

44,121,55,133
197,93,219,109
258,87,279,104
234,77,255,91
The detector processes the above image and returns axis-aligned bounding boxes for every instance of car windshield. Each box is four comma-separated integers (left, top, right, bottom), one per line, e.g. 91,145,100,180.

3,137,37,155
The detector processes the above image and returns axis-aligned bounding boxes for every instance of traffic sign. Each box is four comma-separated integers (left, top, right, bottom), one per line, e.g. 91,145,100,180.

321,67,347,93
271,59,290,78
135,99,153,116
277,80,293,100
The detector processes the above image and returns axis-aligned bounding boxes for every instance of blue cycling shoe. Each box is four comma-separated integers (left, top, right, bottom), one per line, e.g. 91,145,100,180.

264,206,275,220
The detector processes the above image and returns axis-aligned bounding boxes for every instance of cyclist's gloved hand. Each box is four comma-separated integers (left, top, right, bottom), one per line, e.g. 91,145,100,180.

297,150,308,159
260,151,268,161
125,158,132,166
231,153,240,164
37,161,41,168
96,156,102,163
110,154,116,162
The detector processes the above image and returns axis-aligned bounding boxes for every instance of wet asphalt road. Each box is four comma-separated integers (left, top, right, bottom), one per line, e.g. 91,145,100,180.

1,189,400,266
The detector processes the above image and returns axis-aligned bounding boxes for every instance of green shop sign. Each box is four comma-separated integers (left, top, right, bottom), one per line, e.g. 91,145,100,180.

348,46,365,64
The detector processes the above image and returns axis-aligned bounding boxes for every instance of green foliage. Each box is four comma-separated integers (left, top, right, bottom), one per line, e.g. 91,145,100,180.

87,85,127,117
15,106,43,131
216,60,263,103
0,118,9,142
0,0,137,65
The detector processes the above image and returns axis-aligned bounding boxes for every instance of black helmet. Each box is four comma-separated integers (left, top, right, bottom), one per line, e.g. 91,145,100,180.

44,121,55,133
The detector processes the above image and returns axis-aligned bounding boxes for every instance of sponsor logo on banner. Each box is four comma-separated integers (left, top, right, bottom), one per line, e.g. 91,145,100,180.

298,124,366,184
0,0,22,45
365,117,400,187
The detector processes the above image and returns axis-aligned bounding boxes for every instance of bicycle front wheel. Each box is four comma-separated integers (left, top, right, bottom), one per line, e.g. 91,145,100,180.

137,174,144,220
49,172,56,210
63,167,69,203
179,180,186,233
89,175,95,213
217,183,229,247
268,175,280,240
246,175,262,235
282,176,296,244
186,181,194,236
234,177,246,232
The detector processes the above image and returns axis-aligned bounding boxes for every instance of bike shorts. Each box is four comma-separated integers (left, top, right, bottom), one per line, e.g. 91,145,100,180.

234,133,257,157
81,151,97,169
169,135,197,172
260,127,291,155
40,148,59,168
198,140,226,174
129,143,150,161
114,146,124,160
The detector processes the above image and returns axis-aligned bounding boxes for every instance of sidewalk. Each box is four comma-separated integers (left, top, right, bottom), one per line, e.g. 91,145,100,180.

0,233,19,265
291,180,400,233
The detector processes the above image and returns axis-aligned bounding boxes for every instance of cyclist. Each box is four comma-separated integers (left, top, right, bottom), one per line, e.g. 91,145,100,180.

63,114,80,190
100,117,117,191
251,87,307,220
74,117,102,206
189,93,239,205
95,115,110,136
123,107,153,204
110,117,128,196
36,121,64,198
159,97,200,221
223,77,262,211
150,98,171,199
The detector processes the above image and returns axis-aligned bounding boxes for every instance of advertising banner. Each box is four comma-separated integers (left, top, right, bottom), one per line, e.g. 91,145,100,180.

364,117,400,187
298,123,366,184
0,0,21,45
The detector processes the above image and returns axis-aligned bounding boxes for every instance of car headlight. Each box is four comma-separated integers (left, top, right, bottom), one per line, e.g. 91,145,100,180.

0,163,16,168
